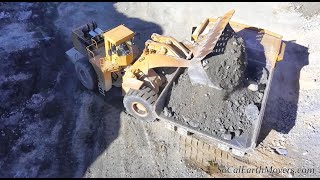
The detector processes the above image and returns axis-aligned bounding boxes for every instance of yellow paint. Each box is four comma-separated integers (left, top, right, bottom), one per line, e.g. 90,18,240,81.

192,18,209,42
151,33,190,58
277,42,286,61
122,53,191,93
103,25,134,46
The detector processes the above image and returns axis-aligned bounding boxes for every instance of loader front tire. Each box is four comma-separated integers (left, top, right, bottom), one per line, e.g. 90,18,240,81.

75,59,97,90
123,86,158,122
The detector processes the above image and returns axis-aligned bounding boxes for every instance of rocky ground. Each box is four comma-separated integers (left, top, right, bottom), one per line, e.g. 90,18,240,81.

0,2,320,178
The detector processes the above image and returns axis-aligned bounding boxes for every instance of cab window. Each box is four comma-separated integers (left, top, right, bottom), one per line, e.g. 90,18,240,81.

116,41,131,56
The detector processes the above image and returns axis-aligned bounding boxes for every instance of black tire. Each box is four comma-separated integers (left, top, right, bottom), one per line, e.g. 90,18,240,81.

75,59,97,90
123,86,158,122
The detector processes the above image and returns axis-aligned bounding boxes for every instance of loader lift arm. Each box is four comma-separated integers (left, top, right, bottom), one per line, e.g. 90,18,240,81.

122,53,191,94
122,9,236,93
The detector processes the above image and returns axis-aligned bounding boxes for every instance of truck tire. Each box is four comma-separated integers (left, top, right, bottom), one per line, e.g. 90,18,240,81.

123,86,158,122
75,59,97,90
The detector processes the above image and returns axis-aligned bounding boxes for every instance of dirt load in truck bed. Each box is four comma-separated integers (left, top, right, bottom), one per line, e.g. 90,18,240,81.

164,26,269,140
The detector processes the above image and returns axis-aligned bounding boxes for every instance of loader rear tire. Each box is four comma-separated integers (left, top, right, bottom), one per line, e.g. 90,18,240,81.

123,86,158,122
75,59,97,90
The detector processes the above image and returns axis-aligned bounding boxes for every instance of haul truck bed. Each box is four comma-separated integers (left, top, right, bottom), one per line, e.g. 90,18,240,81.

152,19,286,156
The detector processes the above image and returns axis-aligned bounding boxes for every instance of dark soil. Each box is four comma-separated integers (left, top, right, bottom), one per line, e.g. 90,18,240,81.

204,26,247,90
164,28,268,140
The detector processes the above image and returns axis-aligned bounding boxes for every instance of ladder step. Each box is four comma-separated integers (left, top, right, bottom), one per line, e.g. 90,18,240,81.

98,81,105,96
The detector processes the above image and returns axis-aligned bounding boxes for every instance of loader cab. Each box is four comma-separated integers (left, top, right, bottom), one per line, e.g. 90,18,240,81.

103,25,135,66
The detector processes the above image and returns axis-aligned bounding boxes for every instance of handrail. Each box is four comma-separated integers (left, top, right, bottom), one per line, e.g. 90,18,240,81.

99,58,105,71
191,18,209,42
85,40,101,60
86,45,95,61
91,38,98,48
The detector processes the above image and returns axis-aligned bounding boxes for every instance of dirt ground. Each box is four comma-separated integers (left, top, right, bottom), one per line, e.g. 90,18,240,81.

0,2,320,178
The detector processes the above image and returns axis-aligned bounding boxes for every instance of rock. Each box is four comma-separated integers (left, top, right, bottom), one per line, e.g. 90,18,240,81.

278,134,286,141
211,130,217,135
188,120,199,128
163,107,172,117
226,100,233,108
221,133,232,140
32,14,39,19
17,11,32,21
26,93,45,111
258,67,269,85
202,113,207,119
182,115,190,122
171,106,175,112
274,141,281,147
295,5,302,10
234,129,242,137
0,11,9,19
219,128,226,133
274,147,288,156
245,104,259,121
248,81,259,91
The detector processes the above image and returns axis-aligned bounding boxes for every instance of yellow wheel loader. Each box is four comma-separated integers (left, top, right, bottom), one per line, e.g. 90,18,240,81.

66,10,236,121
66,10,286,156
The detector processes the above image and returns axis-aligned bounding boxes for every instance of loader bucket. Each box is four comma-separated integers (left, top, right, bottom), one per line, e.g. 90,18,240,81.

187,9,235,90
187,60,222,89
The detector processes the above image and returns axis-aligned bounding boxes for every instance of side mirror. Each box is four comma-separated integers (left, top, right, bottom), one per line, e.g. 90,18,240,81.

132,37,135,45
108,49,112,56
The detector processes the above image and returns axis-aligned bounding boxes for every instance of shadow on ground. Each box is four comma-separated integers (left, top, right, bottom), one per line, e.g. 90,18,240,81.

46,2,163,178
0,2,162,178
257,41,309,144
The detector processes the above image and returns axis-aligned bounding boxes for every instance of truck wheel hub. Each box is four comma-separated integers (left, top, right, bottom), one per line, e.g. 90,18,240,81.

132,102,148,117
